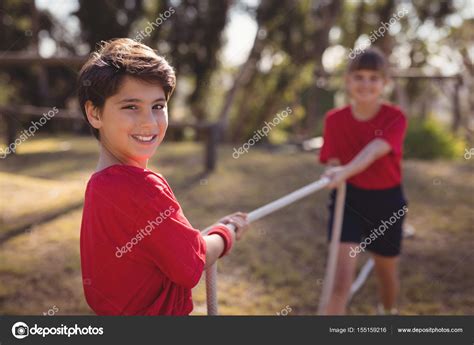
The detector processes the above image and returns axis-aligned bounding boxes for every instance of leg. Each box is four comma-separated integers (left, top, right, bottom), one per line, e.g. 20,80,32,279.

325,243,358,315
372,253,400,312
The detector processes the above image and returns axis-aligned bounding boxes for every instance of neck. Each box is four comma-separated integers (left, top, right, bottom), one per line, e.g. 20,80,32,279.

96,143,147,172
351,100,382,120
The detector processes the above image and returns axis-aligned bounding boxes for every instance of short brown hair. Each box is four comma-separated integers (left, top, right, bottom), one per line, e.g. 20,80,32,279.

347,47,388,76
77,38,176,139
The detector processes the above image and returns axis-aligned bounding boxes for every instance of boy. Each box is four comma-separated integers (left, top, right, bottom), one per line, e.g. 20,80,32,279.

78,38,249,315
319,48,408,315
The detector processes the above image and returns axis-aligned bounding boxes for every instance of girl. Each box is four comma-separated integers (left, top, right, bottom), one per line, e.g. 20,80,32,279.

319,48,408,315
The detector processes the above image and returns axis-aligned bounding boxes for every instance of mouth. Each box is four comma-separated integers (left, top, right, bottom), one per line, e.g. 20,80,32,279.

131,134,158,145
357,91,374,97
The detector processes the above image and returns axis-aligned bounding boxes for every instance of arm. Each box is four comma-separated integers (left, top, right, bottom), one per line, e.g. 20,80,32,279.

327,158,341,167
203,234,227,269
323,138,391,188
344,138,391,176
202,212,248,269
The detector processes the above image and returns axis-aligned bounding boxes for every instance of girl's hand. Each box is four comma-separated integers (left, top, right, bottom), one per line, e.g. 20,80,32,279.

322,166,351,189
218,212,250,240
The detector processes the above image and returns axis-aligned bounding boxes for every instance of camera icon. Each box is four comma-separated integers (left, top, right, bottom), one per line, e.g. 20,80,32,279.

12,322,29,339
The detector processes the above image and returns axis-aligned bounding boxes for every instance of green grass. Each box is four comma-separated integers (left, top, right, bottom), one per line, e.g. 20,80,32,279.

0,172,84,236
0,135,472,315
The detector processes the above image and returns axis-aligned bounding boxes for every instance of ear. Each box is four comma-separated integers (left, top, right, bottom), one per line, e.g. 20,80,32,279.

84,100,102,130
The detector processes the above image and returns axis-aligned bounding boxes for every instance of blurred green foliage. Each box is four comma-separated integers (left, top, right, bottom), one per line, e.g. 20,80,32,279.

405,118,465,159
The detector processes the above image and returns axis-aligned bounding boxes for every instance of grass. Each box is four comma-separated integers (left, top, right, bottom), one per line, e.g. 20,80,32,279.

0,134,472,315
0,172,84,236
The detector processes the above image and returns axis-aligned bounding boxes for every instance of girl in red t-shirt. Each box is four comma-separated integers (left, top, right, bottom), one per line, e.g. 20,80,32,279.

319,48,408,315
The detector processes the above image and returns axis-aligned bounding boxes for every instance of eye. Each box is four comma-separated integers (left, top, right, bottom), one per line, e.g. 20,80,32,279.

122,105,137,110
153,104,166,110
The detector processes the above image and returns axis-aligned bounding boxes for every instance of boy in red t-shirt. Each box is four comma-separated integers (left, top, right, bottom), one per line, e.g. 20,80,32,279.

319,48,408,315
77,38,249,315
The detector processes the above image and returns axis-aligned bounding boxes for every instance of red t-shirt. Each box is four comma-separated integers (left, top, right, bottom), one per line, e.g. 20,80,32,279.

319,103,407,190
80,164,227,315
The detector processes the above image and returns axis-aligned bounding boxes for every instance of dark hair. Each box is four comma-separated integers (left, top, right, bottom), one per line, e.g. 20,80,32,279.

347,48,388,76
77,38,176,140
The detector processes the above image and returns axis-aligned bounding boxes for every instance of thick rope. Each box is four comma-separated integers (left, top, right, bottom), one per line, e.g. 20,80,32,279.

317,183,346,315
202,177,331,315
205,262,219,315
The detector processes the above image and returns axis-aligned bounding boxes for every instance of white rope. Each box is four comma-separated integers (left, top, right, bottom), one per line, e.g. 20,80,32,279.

317,183,346,315
205,262,219,315
247,177,331,222
349,258,375,301
203,177,331,315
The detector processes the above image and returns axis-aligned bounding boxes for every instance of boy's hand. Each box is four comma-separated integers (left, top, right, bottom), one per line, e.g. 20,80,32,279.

218,212,250,240
323,166,351,189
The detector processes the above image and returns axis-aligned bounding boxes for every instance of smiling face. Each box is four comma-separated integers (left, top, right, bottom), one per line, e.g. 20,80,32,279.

345,69,386,105
85,76,168,167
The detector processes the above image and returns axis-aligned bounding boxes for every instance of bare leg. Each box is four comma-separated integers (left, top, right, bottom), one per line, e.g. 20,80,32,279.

325,243,358,315
373,253,400,312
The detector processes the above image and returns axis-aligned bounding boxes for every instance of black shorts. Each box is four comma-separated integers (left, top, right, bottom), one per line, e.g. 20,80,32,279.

327,183,408,257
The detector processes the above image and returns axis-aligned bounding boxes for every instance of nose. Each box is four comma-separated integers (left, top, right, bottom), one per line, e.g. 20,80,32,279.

360,78,371,88
139,108,157,128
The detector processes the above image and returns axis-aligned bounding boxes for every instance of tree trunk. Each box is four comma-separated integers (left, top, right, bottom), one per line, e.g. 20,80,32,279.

217,33,265,141
303,0,341,137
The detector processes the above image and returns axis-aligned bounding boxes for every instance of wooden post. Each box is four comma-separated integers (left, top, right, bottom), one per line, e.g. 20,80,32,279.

4,112,18,155
452,76,462,133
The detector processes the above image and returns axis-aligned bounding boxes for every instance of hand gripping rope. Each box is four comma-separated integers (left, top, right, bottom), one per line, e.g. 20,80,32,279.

202,177,348,315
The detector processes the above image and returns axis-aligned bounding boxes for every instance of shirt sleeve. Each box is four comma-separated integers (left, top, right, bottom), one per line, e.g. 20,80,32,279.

129,174,207,289
378,112,407,156
319,114,335,164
